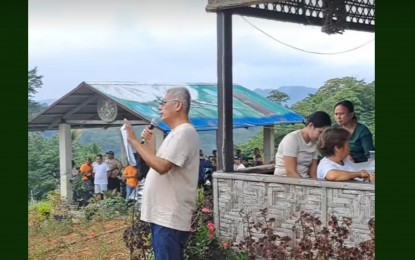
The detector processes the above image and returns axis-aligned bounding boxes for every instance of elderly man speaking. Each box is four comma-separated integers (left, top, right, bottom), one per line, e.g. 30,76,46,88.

124,87,200,260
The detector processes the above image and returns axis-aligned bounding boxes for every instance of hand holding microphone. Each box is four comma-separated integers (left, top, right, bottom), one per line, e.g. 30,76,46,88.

141,117,160,144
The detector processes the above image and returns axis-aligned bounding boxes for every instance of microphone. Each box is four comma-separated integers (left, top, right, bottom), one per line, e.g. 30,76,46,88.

141,117,160,144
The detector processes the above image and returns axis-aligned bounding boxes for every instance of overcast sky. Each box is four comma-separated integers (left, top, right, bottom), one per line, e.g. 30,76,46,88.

29,0,374,100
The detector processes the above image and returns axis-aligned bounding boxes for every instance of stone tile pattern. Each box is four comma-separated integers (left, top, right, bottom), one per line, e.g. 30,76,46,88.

216,179,374,247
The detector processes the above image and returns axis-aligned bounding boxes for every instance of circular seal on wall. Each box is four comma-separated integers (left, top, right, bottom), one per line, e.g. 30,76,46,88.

97,98,118,123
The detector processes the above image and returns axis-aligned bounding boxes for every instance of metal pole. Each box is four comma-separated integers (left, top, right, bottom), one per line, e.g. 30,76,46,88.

216,10,234,172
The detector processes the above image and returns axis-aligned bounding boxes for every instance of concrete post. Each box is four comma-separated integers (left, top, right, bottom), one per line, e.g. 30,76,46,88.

263,126,275,164
59,123,73,204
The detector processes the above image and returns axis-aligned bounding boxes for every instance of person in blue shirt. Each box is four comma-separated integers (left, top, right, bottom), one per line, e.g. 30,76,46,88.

198,149,213,187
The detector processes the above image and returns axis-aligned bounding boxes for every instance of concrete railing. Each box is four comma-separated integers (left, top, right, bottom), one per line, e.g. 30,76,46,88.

212,170,375,246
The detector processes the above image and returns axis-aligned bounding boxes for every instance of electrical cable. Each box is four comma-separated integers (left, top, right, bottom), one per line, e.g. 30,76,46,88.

241,16,374,55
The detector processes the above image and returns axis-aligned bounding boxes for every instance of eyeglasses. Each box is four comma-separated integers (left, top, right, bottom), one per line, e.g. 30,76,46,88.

159,99,179,106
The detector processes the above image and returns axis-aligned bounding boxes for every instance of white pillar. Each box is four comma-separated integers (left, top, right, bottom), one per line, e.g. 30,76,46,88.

263,126,275,164
59,123,73,204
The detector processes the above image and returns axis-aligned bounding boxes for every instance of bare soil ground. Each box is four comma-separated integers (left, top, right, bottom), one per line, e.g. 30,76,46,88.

29,219,133,260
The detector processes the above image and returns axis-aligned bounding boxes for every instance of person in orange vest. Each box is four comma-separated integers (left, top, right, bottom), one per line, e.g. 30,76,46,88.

80,158,93,183
123,157,140,200
79,157,94,201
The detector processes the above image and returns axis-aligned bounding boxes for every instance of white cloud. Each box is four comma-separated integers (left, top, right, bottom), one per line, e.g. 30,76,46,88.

29,0,217,58
29,0,374,100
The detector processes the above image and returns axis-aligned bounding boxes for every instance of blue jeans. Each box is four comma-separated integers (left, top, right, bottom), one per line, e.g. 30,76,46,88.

150,223,190,260
126,186,134,199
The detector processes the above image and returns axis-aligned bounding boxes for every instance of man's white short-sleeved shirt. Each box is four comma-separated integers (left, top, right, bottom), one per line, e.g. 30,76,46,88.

140,123,200,231
92,162,110,184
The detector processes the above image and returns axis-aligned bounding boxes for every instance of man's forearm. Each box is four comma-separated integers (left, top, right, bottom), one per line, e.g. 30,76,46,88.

130,138,172,174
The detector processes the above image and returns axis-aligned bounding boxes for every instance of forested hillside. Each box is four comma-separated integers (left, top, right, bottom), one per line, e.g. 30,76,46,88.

292,77,375,136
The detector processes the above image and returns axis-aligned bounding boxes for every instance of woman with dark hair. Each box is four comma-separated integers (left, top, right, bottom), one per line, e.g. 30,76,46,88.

274,111,332,179
334,100,374,163
317,127,374,182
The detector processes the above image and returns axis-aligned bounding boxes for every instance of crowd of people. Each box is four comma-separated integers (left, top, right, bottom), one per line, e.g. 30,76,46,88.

71,150,149,204
232,148,264,170
196,147,265,179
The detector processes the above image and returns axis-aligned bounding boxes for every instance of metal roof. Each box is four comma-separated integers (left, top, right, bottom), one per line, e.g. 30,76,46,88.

28,82,304,132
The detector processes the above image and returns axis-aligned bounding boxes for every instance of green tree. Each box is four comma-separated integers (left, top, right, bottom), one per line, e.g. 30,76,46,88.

28,67,45,117
28,130,103,201
72,134,102,166
267,89,289,105
28,133,60,200
238,77,375,154
291,77,375,143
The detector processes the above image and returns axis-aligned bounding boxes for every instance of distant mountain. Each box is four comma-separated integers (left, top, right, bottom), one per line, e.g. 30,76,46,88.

278,86,317,106
36,98,58,106
253,89,273,98
253,86,317,107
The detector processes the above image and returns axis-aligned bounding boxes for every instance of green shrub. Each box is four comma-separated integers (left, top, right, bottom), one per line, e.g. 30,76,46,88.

82,202,100,220
29,201,53,221
46,191,69,220
81,195,128,221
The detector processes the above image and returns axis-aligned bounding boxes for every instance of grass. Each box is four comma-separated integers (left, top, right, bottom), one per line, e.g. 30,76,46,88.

28,192,139,259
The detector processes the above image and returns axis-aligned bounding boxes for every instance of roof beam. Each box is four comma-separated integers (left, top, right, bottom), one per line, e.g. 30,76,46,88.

206,0,284,11
53,104,78,108
41,113,98,117
38,113,65,117
47,95,99,130
231,7,374,33
28,124,49,127
54,104,97,108
29,120,147,131
65,120,147,125
69,94,94,98
62,95,99,119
